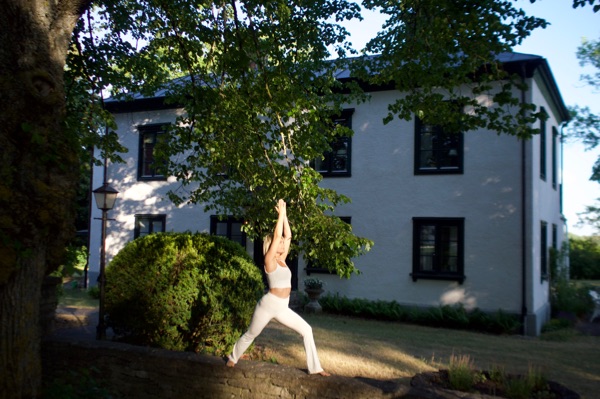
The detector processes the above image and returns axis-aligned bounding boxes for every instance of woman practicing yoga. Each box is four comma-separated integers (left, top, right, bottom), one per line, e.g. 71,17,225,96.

227,199,330,376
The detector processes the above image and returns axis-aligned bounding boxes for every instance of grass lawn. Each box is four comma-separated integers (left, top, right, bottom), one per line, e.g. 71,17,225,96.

577,280,600,289
254,313,600,399
58,282,98,308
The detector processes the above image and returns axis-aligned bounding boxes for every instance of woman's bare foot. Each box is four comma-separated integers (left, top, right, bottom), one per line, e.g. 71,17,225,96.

226,359,235,368
313,370,330,376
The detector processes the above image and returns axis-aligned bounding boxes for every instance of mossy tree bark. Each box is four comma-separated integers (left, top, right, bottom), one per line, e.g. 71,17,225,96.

0,0,89,397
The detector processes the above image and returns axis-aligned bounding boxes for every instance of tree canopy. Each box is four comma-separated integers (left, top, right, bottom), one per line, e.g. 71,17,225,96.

563,25,600,231
69,0,552,276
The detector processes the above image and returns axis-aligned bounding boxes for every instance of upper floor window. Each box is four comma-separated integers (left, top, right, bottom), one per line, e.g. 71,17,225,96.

414,117,463,175
412,217,465,283
138,124,168,181
552,126,558,189
210,216,246,247
134,214,166,239
311,109,353,177
539,108,547,181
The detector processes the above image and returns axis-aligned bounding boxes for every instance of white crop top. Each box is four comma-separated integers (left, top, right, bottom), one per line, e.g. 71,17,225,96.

265,263,292,289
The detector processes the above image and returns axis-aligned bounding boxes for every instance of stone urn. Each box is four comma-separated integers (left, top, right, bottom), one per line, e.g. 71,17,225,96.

304,287,324,313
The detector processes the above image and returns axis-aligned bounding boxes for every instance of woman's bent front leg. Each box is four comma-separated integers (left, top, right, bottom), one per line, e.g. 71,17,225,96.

275,308,324,374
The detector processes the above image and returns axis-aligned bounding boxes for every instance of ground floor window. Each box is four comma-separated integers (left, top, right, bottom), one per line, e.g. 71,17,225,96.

210,216,246,247
412,217,465,283
134,214,166,239
305,217,351,275
541,221,548,282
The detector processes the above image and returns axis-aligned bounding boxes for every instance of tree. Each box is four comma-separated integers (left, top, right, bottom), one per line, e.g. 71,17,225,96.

0,1,92,397
0,0,569,396
569,234,600,279
359,0,548,137
565,36,600,230
74,0,550,277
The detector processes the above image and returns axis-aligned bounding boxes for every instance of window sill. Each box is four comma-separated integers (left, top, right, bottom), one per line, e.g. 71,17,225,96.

319,172,351,178
305,267,334,275
138,176,167,181
414,169,463,175
411,272,465,284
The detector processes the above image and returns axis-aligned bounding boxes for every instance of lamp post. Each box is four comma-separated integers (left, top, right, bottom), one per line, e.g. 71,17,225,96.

93,182,119,340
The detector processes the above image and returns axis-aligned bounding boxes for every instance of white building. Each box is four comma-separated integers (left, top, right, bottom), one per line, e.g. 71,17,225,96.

89,52,569,336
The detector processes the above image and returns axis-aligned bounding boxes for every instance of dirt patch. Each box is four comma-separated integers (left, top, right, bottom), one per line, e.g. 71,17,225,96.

411,370,581,399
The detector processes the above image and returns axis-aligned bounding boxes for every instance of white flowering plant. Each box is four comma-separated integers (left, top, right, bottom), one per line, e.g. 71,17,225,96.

303,278,324,290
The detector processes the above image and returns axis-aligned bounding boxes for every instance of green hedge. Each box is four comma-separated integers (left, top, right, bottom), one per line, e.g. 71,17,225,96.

319,293,521,334
105,232,264,355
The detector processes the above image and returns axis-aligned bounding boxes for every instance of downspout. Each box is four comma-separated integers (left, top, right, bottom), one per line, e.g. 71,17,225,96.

83,145,94,289
560,122,569,274
520,63,528,335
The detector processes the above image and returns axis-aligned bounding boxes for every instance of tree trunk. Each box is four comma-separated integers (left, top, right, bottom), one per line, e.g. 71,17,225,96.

0,0,88,397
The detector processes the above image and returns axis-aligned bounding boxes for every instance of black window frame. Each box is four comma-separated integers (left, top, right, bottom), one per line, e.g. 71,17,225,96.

305,216,351,275
551,223,558,276
541,221,548,282
540,108,547,181
210,216,247,248
552,126,558,189
414,117,464,175
311,109,354,177
412,217,465,284
134,214,166,239
138,124,168,181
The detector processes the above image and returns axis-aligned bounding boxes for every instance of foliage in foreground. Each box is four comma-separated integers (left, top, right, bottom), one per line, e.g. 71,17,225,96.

319,293,521,334
446,355,552,399
43,368,116,399
104,232,264,355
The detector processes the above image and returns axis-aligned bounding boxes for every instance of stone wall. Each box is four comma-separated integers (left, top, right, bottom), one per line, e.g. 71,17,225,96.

42,337,440,399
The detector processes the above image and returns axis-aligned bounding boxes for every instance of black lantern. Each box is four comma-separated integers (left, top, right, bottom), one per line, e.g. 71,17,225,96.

93,183,119,211
92,183,119,340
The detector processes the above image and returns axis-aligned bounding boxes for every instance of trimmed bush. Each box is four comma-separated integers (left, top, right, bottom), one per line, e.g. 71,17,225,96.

105,232,264,355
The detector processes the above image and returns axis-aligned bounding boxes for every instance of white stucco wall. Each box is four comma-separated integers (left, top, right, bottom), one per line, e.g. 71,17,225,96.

522,71,566,334
298,89,527,314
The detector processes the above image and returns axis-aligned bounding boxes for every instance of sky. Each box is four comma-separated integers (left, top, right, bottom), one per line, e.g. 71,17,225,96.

341,0,600,236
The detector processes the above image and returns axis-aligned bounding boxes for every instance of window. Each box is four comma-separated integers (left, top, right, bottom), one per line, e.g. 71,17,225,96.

210,216,246,247
311,109,353,177
551,223,558,276
138,124,168,180
305,217,351,275
412,218,465,283
552,126,558,189
414,117,463,174
134,214,166,239
540,108,547,181
541,221,548,281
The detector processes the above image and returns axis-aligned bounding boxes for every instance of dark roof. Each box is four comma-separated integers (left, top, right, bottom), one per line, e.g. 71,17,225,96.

105,52,569,123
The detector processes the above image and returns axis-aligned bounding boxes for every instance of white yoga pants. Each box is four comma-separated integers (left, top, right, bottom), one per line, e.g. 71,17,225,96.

228,292,324,374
